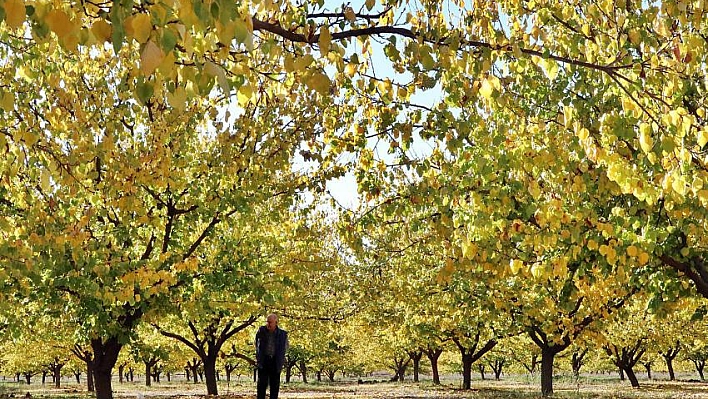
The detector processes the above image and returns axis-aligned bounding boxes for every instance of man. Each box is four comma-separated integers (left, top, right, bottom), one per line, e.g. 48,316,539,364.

255,313,288,399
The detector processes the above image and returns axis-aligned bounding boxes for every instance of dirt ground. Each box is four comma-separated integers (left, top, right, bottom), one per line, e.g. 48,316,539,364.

4,376,708,399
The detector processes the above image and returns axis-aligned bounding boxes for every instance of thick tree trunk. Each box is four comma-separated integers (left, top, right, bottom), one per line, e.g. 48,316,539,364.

624,367,640,388
91,336,124,399
203,356,219,396
540,349,556,397
462,355,472,389
24,373,31,385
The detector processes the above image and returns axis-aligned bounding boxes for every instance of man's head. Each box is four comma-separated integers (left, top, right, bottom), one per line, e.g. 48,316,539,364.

266,313,278,332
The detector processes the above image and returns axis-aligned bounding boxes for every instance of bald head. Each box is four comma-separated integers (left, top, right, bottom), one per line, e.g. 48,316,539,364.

266,313,278,332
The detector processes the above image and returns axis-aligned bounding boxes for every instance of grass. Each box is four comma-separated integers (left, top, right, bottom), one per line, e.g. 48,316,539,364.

1,373,707,399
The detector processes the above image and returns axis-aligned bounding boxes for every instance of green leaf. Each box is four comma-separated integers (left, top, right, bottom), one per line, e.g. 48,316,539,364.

135,79,154,103
160,29,178,52
110,7,125,53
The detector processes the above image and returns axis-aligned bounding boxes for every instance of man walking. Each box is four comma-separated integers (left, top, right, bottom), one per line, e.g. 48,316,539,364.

255,313,288,399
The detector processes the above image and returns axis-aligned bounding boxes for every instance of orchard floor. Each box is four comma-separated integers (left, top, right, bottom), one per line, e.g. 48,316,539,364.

2,375,708,399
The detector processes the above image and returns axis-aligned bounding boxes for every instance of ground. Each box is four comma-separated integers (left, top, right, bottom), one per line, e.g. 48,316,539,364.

2,374,708,399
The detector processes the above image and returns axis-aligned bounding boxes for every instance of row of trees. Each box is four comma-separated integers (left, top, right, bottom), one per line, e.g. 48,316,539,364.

1,0,708,398
2,295,708,392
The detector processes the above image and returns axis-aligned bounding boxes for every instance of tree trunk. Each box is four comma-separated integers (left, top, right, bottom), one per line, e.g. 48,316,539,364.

225,366,233,383
91,336,124,399
298,360,308,384
409,351,422,383
462,354,472,389
144,362,152,387
619,368,625,381
540,348,556,397
666,358,676,381
24,373,31,385
118,365,124,384
661,342,680,381
624,367,640,388
74,371,81,384
643,362,652,379
478,363,486,380
42,371,47,385
54,363,63,388
698,362,705,380
285,362,293,383
425,348,443,385
203,356,219,396
190,367,200,384
490,359,504,380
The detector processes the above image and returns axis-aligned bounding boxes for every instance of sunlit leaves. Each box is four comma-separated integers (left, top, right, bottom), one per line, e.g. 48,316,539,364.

3,0,25,29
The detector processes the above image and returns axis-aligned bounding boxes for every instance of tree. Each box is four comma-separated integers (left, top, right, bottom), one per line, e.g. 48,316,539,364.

0,22,337,399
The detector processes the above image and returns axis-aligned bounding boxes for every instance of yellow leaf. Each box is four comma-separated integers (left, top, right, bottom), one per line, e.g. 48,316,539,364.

479,78,494,100
237,84,253,106
306,71,331,96
294,54,315,72
130,13,152,43
461,241,477,259
318,25,331,54
167,86,187,111
344,63,356,77
509,259,523,275
530,263,544,279
1,92,14,112
91,20,112,43
626,245,638,257
697,127,708,148
365,0,375,11
216,21,235,45
4,0,26,29
639,125,653,153
140,41,164,75
40,169,50,192
540,58,559,80
45,9,74,39
284,54,295,73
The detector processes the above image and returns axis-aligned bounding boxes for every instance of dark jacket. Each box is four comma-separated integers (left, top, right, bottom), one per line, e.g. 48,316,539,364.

255,326,288,371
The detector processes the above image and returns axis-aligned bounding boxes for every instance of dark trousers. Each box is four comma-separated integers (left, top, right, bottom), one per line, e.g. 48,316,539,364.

257,358,281,399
